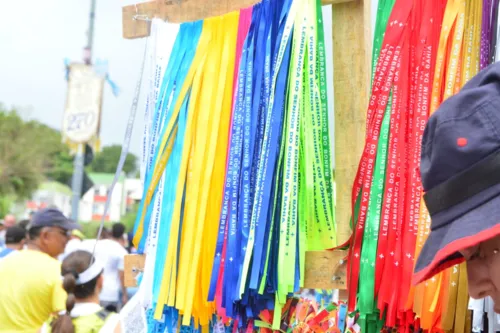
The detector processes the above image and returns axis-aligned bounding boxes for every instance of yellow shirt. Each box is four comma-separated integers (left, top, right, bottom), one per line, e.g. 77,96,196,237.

0,250,66,333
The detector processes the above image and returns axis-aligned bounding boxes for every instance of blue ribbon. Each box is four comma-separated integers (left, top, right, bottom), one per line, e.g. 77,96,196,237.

133,22,202,253
224,19,252,316
105,74,121,96
247,0,293,297
207,0,295,324
338,303,348,333
146,23,202,327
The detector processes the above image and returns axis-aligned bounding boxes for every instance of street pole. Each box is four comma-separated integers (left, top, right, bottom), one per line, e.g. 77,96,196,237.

70,0,97,221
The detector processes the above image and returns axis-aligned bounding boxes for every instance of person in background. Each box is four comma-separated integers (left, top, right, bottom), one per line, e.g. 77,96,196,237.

18,218,31,231
100,227,110,240
4,214,17,227
111,223,127,248
60,228,85,261
126,231,137,254
80,223,129,312
0,226,26,258
0,214,16,249
0,208,78,332
41,250,121,333
0,220,5,250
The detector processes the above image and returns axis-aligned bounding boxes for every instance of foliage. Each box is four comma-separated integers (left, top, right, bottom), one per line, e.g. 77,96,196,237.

80,206,137,238
0,196,14,218
0,106,72,199
89,145,138,175
80,221,113,239
121,202,139,232
0,104,138,204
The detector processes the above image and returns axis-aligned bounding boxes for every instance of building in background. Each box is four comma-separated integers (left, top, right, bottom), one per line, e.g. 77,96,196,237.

25,181,72,217
79,173,142,222
23,173,142,223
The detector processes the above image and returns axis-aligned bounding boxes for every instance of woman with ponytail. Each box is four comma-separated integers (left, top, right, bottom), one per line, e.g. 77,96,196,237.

41,250,122,333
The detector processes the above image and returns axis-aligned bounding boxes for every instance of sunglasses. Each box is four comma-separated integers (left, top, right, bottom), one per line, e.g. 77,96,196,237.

47,228,71,238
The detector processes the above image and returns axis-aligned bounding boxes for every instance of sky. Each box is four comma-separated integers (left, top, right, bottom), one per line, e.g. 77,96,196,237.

0,1,378,160
0,0,148,156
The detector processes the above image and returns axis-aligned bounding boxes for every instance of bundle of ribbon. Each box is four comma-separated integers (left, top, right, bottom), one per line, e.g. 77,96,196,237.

254,297,352,333
349,0,500,331
132,0,336,330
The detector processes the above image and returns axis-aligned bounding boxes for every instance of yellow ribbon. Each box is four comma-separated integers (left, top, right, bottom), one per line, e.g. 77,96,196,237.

152,14,239,329
133,17,214,249
153,18,213,320
181,14,238,327
415,0,460,328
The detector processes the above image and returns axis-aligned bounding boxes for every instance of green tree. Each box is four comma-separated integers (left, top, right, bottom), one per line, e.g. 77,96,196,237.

90,145,138,175
0,105,73,200
0,109,45,198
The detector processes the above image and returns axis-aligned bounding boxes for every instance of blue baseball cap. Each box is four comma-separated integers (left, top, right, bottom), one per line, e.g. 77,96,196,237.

413,62,500,284
29,208,79,231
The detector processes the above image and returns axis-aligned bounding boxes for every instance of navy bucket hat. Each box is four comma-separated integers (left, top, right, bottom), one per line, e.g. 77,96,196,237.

413,62,500,284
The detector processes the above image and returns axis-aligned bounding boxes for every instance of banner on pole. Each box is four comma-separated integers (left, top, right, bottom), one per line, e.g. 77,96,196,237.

63,63,104,144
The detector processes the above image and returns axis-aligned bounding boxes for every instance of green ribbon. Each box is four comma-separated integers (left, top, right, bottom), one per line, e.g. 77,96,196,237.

316,0,335,226
348,0,395,247
353,0,395,325
371,0,397,80
278,0,304,302
358,97,391,318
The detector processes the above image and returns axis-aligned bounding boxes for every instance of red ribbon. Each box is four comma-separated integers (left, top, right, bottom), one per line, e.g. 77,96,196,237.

347,0,413,312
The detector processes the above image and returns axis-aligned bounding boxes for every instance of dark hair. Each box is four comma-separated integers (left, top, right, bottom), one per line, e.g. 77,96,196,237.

112,223,125,239
28,226,43,240
17,219,30,230
5,226,26,244
51,251,101,333
98,227,110,239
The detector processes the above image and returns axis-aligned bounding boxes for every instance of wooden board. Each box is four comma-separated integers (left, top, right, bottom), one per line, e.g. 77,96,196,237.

304,250,348,290
124,254,146,287
331,0,371,245
125,251,347,289
123,0,357,39
322,0,355,4
157,0,260,23
122,2,157,39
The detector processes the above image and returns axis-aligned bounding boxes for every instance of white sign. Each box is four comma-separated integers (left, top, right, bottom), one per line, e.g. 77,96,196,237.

63,63,104,143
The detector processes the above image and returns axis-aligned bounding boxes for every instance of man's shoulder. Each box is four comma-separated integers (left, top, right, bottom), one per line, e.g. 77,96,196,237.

0,250,61,282
9,250,59,264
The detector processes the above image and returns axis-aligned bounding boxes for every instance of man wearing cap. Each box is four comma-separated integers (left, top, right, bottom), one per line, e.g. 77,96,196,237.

0,208,79,332
413,63,500,314
0,226,26,258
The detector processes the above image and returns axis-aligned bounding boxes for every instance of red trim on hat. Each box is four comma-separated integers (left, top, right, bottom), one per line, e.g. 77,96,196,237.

412,223,500,285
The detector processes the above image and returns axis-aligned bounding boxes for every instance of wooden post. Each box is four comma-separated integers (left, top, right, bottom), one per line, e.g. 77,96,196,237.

122,0,360,39
124,251,348,289
332,0,371,246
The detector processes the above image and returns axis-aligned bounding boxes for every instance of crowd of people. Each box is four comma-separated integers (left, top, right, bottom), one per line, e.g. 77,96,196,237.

0,208,133,333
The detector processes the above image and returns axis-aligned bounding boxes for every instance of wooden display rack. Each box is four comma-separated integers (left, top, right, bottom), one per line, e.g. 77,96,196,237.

121,0,371,293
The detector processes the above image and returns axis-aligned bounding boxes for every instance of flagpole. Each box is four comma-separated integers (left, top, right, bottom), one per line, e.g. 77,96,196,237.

70,0,97,221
